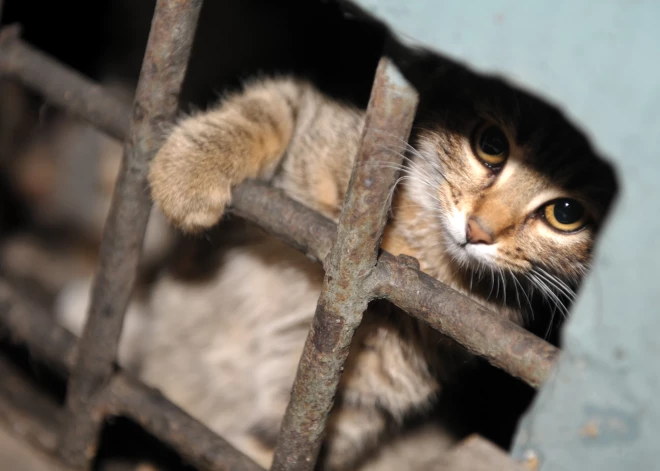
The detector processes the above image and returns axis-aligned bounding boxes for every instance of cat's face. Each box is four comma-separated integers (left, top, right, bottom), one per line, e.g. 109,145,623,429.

401,78,617,317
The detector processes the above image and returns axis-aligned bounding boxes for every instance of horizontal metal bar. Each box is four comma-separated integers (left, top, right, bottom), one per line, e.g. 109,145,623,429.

105,375,263,471
231,182,337,265
271,57,419,471
0,25,130,141
0,279,264,471
60,0,204,467
373,253,559,388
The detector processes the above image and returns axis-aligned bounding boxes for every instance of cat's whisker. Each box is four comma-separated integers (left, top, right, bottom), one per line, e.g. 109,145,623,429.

535,266,576,294
369,142,426,166
375,141,428,164
371,142,449,183
370,129,427,158
476,261,485,283
508,268,522,312
528,273,569,321
513,271,533,315
487,266,496,300
532,267,576,302
544,303,558,339
380,159,447,194
369,163,445,193
386,176,407,212
392,176,444,207
499,267,507,307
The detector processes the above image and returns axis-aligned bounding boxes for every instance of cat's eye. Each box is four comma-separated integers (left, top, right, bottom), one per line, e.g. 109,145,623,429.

543,198,588,232
473,123,510,168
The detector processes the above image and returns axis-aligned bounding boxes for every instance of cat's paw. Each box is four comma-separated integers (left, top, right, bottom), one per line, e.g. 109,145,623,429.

148,130,233,233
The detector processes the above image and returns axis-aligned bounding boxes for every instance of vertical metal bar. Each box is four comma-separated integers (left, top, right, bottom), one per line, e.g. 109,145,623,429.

59,0,203,467
270,57,419,471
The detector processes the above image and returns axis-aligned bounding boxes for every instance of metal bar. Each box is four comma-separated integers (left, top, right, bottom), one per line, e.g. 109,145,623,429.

0,278,264,471
373,253,559,388
60,0,203,467
0,34,559,389
270,58,419,471
106,375,263,471
231,181,337,265
0,25,130,141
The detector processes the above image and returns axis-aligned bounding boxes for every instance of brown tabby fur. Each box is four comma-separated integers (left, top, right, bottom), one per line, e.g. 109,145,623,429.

106,66,615,470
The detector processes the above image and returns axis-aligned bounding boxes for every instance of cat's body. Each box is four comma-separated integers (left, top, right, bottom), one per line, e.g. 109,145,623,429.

145,77,459,469
58,67,616,470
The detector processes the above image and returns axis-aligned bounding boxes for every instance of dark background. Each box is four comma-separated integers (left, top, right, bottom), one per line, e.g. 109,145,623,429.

0,0,388,107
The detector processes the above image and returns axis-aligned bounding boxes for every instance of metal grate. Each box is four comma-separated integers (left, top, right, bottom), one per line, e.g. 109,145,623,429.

0,0,559,469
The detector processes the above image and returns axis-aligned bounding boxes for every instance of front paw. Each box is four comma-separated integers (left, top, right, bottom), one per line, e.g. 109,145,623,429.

148,132,233,233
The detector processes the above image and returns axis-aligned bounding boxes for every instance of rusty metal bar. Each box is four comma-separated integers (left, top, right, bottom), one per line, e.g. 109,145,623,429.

0,30,559,389
0,278,264,471
373,253,559,388
0,25,130,141
106,375,263,471
60,0,203,467
231,181,337,265
270,58,419,471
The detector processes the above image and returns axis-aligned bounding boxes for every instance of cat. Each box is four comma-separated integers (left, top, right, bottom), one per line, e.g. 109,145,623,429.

58,63,617,470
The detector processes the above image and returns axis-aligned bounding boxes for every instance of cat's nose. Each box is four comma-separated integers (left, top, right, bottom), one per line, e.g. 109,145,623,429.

466,217,494,245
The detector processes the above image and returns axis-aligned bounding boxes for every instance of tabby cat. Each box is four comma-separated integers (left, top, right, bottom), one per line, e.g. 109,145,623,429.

60,63,617,470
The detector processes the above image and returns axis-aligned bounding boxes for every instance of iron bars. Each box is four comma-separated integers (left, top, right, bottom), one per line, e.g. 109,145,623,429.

0,1,559,469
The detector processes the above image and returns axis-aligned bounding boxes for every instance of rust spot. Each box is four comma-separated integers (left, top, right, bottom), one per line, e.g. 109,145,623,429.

312,302,344,354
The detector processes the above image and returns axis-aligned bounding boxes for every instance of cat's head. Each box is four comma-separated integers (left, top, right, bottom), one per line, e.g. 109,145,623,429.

398,70,617,322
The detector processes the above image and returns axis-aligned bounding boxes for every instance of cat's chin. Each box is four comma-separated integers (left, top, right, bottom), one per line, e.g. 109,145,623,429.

462,242,498,265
